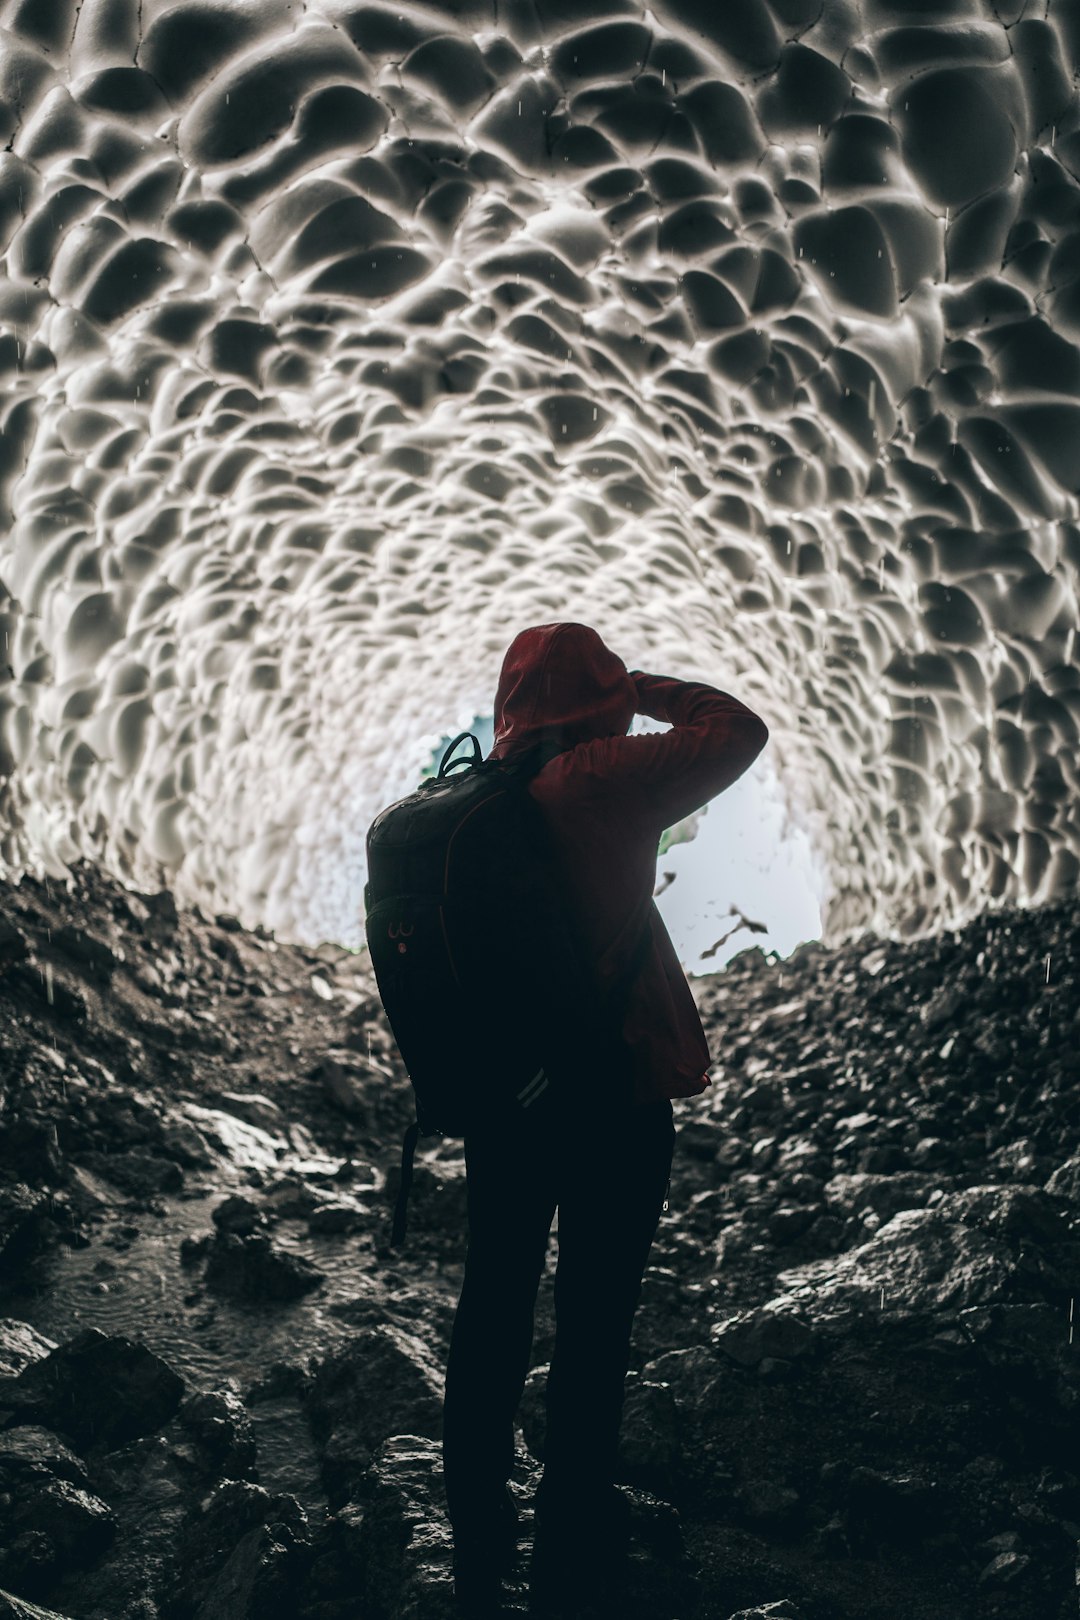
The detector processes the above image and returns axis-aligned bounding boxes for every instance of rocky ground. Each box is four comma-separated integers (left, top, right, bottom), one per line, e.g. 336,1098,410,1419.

0,861,1077,1620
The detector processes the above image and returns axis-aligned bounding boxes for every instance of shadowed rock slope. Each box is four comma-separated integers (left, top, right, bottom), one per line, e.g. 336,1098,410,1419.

0,862,1078,1620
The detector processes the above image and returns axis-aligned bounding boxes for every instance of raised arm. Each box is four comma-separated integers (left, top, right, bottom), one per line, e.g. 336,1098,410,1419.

592,670,769,830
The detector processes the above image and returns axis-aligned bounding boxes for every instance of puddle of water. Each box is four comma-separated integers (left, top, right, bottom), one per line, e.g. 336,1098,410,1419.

4,1178,398,1385
0,1110,467,1516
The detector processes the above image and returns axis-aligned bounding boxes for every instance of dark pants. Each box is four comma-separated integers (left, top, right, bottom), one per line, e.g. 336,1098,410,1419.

442,1087,675,1536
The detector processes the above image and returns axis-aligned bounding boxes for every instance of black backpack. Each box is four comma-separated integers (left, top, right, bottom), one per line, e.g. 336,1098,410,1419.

364,731,652,1247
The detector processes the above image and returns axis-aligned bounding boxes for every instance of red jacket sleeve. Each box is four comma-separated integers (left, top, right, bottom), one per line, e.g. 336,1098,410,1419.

589,670,769,831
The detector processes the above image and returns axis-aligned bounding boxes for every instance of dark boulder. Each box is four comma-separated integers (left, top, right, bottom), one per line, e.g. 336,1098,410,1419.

326,1435,455,1620
204,1233,325,1302
211,1195,267,1237
179,1387,257,1480
712,1304,817,1366
0,1321,56,1380
0,1426,86,1488
6,1329,185,1451
75,1150,184,1198
168,1479,309,1619
306,1326,444,1508
0,1477,115,1590
307,1201,369,1235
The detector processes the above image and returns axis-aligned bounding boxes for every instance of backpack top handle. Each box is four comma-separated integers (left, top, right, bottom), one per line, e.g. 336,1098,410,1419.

437,733,483,777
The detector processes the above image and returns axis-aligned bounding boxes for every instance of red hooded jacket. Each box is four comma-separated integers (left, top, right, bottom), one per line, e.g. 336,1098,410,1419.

489,623,769,1107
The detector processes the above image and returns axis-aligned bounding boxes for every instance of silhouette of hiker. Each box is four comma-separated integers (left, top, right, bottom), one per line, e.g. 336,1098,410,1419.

441,622,769,1615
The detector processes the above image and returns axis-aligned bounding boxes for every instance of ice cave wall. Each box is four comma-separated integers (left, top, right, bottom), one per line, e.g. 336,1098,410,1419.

0,0,1078,947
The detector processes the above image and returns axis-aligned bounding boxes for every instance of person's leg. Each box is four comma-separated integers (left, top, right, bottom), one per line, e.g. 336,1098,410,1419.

443,1103,559,1544
537,1095,675,1517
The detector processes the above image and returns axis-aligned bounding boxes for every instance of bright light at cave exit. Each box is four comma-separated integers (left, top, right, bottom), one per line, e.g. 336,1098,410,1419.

425,718,823,976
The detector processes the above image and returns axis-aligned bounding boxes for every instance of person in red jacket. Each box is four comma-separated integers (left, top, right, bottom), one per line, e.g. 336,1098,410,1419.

442,622,768,1616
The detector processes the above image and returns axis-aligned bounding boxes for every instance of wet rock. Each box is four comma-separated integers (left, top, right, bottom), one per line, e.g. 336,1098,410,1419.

245,1362,311,1406
181,1103,290,1170
941,1184,1080,1292
749,1137,778,1169
307,1201,369,1235
712,1303,816,1366
0,1320,56,1380
192,1515,310,1619
919,983,964,1032
71,1429,191,1612
306,1326,445,1508
218,1093,287,1134
157,1115,217,1170
212,1194,267,1237
766,1204,821,1245
204,1233,326,1302
6,1329,185,1450
180,1233,214,1267
0,1426,87,1487
822,1171,931,1223
262,1176,328,1219
64,1163,120,1216
910,1136,955,1170
0,1590,79,1618
133,960,164,995
320,1052,373,1120
333,1435,455,1619
773,1198,1061,1333
0,1477,116,1586
642,1345,730,1414
179,1387,257,1480
1044,1154,1080,1203
986,1137,1044,1182
170,1480,309,1618
143,889,179,932
978,1529,1024,1556
977,1549,1033,1586
75,1149,184,1197
0,1182,49,1263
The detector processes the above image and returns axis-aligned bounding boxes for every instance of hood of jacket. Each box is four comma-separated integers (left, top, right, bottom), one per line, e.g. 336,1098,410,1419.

489,622,637,762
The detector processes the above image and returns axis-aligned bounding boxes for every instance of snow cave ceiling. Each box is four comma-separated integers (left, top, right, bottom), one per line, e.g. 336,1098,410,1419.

0,0,1079,949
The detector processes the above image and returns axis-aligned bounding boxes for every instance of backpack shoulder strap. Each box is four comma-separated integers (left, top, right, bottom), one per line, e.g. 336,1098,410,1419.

390,1118,420,1248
